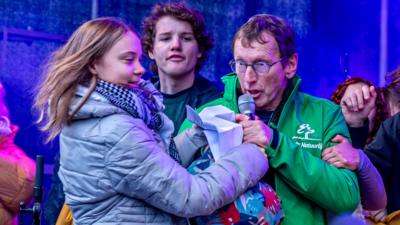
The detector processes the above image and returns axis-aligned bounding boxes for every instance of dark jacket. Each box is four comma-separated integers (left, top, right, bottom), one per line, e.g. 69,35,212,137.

154,75,222,135
365,112,400,213
152,75,221,108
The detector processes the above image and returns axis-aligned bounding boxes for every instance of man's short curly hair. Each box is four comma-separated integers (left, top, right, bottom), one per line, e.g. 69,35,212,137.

141,3,214,74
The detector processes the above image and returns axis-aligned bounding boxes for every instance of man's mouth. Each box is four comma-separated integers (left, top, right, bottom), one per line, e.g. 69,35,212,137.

247,90,260,98
167,55,185,62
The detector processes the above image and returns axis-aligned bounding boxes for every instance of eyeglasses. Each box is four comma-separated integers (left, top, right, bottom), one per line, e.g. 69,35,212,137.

229,58,283,76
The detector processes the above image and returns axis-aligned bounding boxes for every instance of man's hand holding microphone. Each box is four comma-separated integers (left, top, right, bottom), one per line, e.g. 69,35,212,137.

236,94,271,156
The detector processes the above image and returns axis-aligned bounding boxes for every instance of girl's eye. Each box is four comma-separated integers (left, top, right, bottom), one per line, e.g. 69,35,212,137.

159,36,170,41
123,58,134,63
182,36,194,41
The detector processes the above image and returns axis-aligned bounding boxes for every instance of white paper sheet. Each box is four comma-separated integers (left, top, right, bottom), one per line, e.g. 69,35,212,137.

186,105,243,160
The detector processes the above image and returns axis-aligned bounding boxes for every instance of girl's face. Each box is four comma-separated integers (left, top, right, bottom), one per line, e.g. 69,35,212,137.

90,31,145,87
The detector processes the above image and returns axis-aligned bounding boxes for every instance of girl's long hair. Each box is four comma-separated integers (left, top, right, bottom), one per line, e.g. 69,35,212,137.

34,17,134,142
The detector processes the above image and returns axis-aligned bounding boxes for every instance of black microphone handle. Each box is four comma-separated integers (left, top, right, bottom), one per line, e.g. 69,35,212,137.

33,155,44,203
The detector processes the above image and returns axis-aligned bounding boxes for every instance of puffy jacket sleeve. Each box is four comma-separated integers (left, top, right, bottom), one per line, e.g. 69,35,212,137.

104,117,268,218
266,104,360,213
174,125,207,167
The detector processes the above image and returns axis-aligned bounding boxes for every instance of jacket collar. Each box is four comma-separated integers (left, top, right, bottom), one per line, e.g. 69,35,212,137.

270,76,301,127
152,75,213,95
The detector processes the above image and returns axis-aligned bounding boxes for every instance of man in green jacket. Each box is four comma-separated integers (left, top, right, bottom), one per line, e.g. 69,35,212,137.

180,14,360,225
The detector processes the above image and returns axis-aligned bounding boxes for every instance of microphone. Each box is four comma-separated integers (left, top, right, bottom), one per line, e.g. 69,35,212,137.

33,155,44,203
238,94,255,120
33,155,44,225
19,155,44,225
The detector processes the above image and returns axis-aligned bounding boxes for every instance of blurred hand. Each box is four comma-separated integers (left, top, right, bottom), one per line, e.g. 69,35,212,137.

0,116,11,137
364,208,387,222
322,135,360,171
340,83,377,127
235,114,271,150
186,124,207,147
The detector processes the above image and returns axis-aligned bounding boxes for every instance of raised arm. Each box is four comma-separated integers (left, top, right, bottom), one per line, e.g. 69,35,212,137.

322,135,387,210
340,83,377,127
340,83,377,148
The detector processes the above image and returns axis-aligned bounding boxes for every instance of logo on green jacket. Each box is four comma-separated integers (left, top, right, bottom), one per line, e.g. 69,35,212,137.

292,124,322,150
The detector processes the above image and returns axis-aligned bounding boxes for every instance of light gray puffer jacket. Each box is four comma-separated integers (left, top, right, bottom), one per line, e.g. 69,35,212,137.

58,86,268,225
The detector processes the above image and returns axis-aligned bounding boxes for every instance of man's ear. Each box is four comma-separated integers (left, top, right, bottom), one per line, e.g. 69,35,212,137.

389,101,400,116
394,105,400,116
284,53,298,79
148,50,155,60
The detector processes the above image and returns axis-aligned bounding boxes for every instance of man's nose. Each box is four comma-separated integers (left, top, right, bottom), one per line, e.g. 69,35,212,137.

244,65,257,83
170,36,182,50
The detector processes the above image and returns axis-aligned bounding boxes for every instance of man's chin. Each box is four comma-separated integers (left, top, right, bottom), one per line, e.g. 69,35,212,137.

162,68,195,79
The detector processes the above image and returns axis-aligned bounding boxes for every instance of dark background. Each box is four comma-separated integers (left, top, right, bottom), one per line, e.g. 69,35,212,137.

0,0,399,224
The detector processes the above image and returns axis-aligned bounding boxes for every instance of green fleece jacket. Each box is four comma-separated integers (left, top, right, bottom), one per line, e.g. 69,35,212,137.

179,73,360,225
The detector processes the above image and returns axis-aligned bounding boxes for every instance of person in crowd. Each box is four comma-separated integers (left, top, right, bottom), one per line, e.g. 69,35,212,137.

322,77,387,215
141,3,221,135
364,69,400,221
0,81,36,225
331,77,388,148
35,17,269,224
368,68,400,217
180,14,360,225
323,68,400,222
382,69,400,117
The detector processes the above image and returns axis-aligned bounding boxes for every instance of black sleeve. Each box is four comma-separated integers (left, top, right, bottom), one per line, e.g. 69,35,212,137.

364,115,398,186
348,120,369,148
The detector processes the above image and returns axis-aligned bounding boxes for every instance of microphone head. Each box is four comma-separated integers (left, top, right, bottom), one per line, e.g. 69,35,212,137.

238,94,255,119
